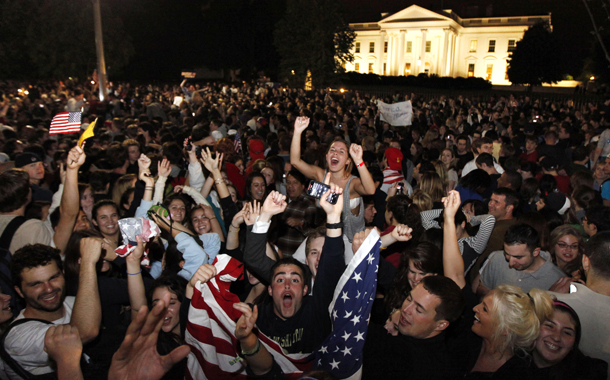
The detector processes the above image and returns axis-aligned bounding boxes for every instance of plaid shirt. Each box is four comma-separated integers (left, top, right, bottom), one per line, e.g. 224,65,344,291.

276,193,317,256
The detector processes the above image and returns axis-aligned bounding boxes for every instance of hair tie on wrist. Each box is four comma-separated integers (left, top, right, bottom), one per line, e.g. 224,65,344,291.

127,269,142,275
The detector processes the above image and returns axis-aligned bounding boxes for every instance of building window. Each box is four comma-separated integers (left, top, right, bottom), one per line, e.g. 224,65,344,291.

355,42,360,53
405,63,411,75
368,63,374,73
355,63,360,72
508,39,516,52
468,63,475,77
406,41,412,53
488,40,496,52
469,40,477,53
383,63,387,75
486,64,493,80
425,41,431,53
369,42,375,53
384,41,388,53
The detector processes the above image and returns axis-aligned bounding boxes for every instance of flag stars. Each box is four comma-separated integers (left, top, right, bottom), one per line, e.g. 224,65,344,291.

333,310,338,320
342,331,352,341
344,310,353,319
367,254,374,264
350,315,361,326
354,331,365,342
341,346,353,356
329,359,340,370
352,272,362,283
341,291,350,302
319,346,328,354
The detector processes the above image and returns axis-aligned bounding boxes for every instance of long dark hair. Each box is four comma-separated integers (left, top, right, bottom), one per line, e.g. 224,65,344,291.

244,172,268,202
384,242,443,315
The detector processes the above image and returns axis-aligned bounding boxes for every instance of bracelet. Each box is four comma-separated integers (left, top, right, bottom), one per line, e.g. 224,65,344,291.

229,228,240,233
145,186,154,190
326,222,344,229
356,161,365,168
241,339,261,357
215,178,224,184
127,269,142,275
231,223,239,229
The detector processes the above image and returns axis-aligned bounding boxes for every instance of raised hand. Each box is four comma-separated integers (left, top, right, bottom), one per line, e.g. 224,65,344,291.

294,116,310,134
138,154,151,172
233,303,258,341
157,158,171,178
80,237,103,267
349,144,364,165
319,173,344,218
44,324,82,364
200,147,223,173
108,295,191,380
66,144,86,170
189,264,218,289
232,203,248,227
442,190,461,220
244,201,261,226
260,191,287,219
391,224,413,242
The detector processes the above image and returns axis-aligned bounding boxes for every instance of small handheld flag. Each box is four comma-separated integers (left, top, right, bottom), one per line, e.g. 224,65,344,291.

49,112,81,135
78,118,97,147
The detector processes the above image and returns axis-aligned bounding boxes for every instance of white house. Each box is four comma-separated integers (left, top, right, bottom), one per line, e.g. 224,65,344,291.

348,5,551,85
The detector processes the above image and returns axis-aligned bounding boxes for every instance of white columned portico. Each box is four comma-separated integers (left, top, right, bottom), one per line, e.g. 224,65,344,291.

442,28,450,76
378,30,386,75
386,33,394,76
419,29,428,75
398,30,406,76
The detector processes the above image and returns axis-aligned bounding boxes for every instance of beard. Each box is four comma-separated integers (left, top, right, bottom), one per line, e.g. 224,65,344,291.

27,287,66,313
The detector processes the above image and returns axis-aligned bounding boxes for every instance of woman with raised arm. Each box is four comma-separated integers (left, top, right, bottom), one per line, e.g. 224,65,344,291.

290,116,376,241
443,190,554,379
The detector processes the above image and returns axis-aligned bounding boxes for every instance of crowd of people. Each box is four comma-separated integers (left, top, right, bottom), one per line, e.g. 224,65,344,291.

0,79,609,379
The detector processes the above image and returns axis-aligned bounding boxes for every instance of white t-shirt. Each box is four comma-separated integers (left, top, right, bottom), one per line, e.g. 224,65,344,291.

1,297,75,379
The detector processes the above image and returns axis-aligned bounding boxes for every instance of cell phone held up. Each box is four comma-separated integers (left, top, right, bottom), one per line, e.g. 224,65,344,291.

396,182,404,195
306,180,339,205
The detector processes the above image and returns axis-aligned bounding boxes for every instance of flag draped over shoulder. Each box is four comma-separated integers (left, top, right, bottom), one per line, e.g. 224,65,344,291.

49,112,81,135
314,229,381,379
185,254,312,380
377,100,413,126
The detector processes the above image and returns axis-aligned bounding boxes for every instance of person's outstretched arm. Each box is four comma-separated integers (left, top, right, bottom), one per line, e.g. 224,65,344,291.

290,116,324,181
349,144,376,196
442,191,466,289
71,238,102,343
54,145,86,255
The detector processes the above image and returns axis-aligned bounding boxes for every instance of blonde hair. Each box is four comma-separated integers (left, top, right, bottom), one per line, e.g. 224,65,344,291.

432,160,449,189
421,130,439,149
112,174,137,206
326,140,354,177
490,285,553,355
419,172,446,202
412,190,433,211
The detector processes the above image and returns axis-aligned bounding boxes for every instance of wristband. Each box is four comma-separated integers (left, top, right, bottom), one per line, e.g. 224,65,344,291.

241,339,261,357
326,222,344,229
127,269,142,275
231,223,239,229
356,161,365,168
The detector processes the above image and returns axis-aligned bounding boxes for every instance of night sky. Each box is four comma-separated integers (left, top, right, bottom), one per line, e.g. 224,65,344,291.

111,0,594,81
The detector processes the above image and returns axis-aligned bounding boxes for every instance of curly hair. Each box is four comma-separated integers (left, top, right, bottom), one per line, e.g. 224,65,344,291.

11,244,63,290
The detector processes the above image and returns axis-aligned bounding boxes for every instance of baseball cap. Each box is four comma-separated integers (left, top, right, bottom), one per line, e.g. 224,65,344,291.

15,152,42,168
384,147,403,171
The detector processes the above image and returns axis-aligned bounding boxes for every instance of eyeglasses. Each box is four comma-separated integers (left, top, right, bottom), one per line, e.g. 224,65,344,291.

556,242,579,251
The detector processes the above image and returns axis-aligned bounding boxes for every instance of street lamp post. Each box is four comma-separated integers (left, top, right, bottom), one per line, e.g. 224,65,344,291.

93,0,108,101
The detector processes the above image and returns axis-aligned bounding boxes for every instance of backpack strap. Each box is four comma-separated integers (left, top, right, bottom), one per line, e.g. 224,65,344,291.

0,216,27,251
0,318,55,380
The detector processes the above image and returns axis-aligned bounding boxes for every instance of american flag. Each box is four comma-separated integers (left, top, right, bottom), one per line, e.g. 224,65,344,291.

314,229,380,379
49,112,82,135
185,254,312,379
233,132,242,153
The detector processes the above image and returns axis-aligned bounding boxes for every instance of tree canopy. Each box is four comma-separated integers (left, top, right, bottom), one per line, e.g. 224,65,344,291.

0,0,133,80
274,0,355,88
507,22,562,87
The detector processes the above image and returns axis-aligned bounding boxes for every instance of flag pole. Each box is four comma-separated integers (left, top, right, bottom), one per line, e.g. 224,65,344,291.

93,0,108,101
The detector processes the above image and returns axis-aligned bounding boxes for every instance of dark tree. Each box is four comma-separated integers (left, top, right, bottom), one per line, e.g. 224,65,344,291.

274,0,355,88
507,22,562,87
0,0,133,79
